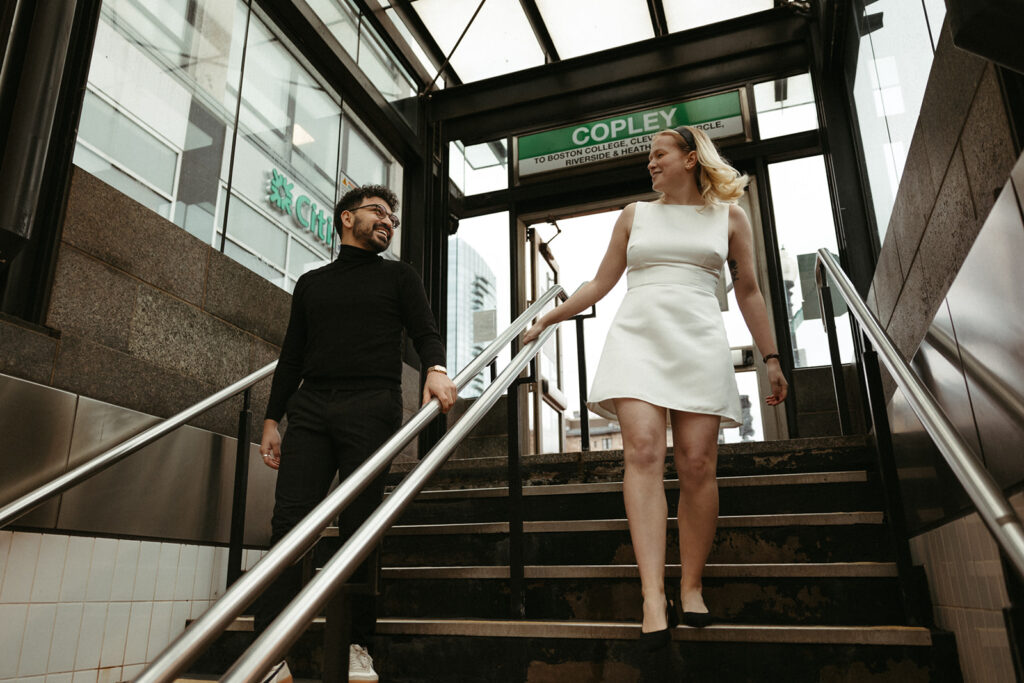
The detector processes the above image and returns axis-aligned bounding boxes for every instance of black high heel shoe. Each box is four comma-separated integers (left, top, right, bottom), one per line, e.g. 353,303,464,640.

681,610,713,628
638,600,683,681
638,599,679,649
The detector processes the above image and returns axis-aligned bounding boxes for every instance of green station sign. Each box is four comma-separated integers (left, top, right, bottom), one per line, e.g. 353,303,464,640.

266,168,334,246
516,91,744,176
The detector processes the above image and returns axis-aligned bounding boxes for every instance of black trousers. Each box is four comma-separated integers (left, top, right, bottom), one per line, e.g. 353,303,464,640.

255,385,403,644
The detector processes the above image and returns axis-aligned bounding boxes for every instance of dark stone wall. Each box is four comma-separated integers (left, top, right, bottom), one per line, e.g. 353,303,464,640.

866,27,1018,385
861,22,1024,532
0,168,291,436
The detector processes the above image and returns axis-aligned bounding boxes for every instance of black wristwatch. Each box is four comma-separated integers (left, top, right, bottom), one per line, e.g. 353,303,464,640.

763,353,781,363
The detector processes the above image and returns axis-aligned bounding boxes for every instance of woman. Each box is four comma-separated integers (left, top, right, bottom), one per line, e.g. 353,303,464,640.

524,126,787,643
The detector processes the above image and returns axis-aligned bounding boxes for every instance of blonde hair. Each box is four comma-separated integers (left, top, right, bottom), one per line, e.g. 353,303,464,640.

652,127,747,205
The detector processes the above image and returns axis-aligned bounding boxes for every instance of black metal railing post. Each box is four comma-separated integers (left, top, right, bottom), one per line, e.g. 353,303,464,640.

571,305,597,452
820,278,852,434
227,389,252,586
506,357,536,619
861,341,925,625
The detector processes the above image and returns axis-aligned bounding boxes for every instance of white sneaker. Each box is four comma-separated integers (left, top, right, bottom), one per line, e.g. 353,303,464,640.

349,643,379,682
261,660,293,683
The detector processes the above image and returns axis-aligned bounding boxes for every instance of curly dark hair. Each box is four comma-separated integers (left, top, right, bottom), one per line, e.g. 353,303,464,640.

335,185,399,226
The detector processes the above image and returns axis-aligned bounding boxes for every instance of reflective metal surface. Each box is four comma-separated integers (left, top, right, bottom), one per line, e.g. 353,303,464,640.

816,249,1024,580
135,285,565,683
56,397,275,545
943,186,1024,487
0,362,276,529
0,374,77,528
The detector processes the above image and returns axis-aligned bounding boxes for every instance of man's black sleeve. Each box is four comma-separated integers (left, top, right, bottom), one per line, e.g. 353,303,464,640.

399,265,447,368
265,275,309,421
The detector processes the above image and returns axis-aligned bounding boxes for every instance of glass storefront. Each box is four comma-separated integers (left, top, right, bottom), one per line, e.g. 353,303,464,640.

850,0,945,240
73,0,405,292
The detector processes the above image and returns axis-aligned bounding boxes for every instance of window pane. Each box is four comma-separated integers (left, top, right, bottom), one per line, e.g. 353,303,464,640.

78,90,178,193
413,0,544,82
447,214,510,399
306,0,359,56
464,140,509,195
851,0,941,240
663,0,774,32
81,0,246,243
536,0,653,60
225,195,287,269
225,238,284,285
73,143,171,219
345,122,387,186
767,156,854,368
754,73,818,139
288,238,327,280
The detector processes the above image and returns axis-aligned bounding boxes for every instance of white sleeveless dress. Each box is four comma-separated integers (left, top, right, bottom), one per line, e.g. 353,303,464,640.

588,201,742,425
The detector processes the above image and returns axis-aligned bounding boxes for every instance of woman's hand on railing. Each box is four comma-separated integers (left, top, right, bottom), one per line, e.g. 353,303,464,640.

764,360,788,406
523,319,549,344
261,420,282,470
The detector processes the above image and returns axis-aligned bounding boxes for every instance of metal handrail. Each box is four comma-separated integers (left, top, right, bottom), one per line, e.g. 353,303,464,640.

0,361,278,528
815,248,1024,579
136,284,565,683
222,323,560,682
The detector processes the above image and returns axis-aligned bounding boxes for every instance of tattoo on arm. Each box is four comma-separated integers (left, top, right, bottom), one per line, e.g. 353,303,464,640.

728,259,740,283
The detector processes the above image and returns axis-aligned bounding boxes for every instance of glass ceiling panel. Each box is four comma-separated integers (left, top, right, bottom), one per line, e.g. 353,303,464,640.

535,0,653,60
663,0,774,33
411,0,544,82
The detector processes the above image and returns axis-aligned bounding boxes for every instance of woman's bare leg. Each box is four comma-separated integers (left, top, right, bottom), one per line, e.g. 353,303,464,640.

615,398,670,632
669,411,721,614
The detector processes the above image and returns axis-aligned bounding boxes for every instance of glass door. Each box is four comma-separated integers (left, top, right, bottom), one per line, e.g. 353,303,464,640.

524,224,566,454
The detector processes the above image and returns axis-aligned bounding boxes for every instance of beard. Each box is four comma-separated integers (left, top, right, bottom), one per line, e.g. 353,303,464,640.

353,217,392,253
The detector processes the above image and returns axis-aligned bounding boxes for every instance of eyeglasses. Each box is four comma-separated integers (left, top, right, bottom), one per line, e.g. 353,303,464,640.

350,203,400,229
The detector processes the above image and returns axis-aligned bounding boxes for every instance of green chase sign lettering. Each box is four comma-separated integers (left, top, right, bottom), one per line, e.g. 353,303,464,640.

266,168,334,246
516,91,744,176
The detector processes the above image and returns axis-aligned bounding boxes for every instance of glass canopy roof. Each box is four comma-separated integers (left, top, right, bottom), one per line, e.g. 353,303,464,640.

381,0,779,86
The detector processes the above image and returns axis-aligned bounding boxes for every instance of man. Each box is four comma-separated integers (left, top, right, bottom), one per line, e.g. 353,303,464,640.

257,185,457,682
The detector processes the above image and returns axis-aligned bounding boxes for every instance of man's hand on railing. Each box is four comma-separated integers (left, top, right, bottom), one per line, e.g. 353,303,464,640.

765,359,788,406
261,419,282,470
423,369,458,413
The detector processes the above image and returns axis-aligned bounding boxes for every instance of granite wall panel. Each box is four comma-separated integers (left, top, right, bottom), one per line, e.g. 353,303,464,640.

0,320,57,385
47,247,138,354
128,288,251,388
203,249,290,346
62,170,208,307
916,24,987,190
890,126,936,276
959,65,1018,224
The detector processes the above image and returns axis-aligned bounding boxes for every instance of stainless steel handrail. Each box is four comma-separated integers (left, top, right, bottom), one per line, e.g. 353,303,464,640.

0,362,278,528
815,248,1024,579
222,324,560,683
136,284,564,683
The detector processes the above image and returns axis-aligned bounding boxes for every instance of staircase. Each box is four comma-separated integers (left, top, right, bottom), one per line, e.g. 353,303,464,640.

187,433,962,681
368,435,961,682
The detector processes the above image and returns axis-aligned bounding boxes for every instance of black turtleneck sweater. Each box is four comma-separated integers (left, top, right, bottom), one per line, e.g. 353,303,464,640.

264,245,446,421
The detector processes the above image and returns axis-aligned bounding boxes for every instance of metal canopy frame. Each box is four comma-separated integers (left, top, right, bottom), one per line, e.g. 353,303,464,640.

427,10,810,144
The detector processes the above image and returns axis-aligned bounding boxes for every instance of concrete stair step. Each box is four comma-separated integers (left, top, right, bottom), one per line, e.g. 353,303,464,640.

377,512,892,566
378,564,906,625
387,435,875,488
393,470,882,522
372,619,959,682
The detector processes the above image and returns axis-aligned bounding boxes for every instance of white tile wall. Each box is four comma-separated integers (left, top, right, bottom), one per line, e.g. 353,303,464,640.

909,501,1020,683
0,531,237,682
